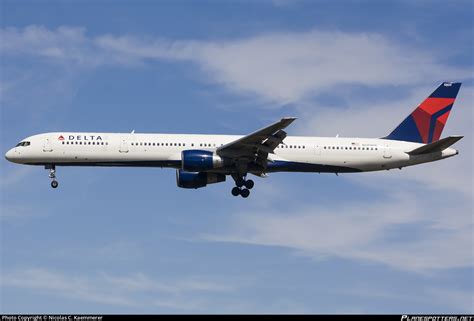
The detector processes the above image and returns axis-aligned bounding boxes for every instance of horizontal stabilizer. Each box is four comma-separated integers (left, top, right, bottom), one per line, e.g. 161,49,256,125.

407,135,463,155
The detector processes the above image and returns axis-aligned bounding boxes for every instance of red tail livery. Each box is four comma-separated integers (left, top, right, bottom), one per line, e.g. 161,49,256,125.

385,82,461,144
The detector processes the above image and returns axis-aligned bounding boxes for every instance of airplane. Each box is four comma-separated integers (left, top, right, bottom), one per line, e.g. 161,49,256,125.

5,82,463,198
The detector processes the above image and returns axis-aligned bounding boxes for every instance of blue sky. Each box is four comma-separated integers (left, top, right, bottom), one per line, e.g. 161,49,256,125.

1,0,473,314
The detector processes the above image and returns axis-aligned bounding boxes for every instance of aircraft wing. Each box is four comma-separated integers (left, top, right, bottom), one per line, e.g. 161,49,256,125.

216,117,297,170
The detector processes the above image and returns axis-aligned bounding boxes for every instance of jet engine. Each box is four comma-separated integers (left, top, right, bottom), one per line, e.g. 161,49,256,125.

181,150,224,172
176,169,226,189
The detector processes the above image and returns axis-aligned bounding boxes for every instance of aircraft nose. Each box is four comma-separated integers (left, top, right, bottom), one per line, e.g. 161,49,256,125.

5,148,17,162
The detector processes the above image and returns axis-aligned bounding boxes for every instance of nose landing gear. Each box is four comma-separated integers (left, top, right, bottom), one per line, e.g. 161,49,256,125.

231,175,254,198
51,180,59,188
46,165,59,189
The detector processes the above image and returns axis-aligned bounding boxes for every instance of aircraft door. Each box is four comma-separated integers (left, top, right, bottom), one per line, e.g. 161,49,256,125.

119,138,129,153
383,145,392,159
315,145,322,156
43,137,53,152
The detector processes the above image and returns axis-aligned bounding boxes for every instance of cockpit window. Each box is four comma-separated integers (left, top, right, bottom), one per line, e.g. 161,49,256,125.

15,141,31,147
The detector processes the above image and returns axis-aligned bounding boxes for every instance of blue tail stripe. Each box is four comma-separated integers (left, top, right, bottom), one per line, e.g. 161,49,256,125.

427,104,453,143
429,82,461,98
384,115,423,143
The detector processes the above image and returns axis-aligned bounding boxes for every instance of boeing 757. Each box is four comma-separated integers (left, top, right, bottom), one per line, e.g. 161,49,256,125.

5,82,463,198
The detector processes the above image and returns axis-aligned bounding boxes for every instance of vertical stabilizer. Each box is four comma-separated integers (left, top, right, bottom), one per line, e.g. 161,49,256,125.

385,82,461,143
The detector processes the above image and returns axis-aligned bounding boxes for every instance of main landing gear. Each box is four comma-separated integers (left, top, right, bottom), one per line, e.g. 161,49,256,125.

46,165,59,189
231,175,254,198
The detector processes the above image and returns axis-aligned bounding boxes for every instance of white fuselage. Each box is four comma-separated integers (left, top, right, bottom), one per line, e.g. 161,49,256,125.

5,132,458,173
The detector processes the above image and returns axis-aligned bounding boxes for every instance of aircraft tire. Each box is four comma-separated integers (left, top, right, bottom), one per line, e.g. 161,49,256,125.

231,187,241,196
240,189,250,198
244,179,254,189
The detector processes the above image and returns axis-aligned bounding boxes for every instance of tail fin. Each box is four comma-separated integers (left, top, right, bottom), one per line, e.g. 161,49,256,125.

384,82,461,144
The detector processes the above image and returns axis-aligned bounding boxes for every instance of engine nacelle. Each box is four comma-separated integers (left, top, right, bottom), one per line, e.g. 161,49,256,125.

181,150,224,172
176,170,226,189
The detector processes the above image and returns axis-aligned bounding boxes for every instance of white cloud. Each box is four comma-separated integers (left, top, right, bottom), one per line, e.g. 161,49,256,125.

1,26,92,64
203,189,473,272
1,26,470,105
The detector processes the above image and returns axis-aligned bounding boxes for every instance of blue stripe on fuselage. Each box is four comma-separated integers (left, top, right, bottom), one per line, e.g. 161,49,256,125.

27,160,361,173
266,161,361,173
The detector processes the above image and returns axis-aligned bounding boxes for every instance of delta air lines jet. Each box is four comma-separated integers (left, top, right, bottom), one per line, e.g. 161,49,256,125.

5,82,463,198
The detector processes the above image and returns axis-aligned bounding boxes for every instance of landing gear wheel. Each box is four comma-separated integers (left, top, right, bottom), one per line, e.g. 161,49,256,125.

51,180,59,189
231,187,241,196
244,179,254,189
240,188,250,198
